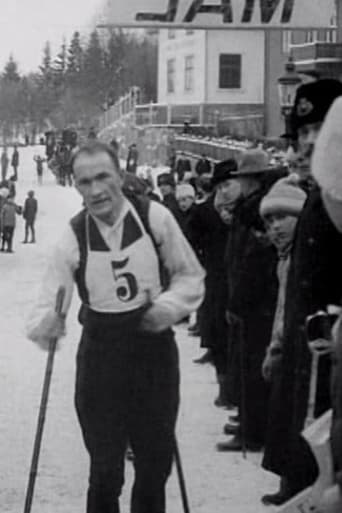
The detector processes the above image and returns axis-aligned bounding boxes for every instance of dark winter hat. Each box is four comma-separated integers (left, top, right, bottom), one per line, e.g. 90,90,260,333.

211,159,238,188
291,79,342,136
157,172,175,187
122,173,147,196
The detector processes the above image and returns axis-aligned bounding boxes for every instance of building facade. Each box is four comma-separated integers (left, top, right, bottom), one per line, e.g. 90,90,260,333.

158,25,337,138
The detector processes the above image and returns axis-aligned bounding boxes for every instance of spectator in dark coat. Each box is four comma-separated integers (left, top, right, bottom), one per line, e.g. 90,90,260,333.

157,172,182,224
175,183,196,238
11,145,19,180
259,176,307,506
175,154,192,183
0,196,22,252
308,95,342,513
1,147,9,182
187,159,239,405
260,79,342,506
195,154,211,177
217,149,279,452
23,190,38,243
126,143,139,174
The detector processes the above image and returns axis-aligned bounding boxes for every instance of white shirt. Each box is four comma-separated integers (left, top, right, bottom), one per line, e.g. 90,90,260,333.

27,199,205,341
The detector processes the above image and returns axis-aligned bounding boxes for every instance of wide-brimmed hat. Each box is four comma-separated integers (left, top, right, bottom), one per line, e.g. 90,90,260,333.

211,158,237,188
231,149,270,177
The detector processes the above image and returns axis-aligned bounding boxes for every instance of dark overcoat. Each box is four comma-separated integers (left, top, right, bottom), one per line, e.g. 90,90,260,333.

263,187,342,481
226,191,278,443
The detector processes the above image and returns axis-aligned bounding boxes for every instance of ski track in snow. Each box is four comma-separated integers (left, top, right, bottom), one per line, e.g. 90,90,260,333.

0,147,277,512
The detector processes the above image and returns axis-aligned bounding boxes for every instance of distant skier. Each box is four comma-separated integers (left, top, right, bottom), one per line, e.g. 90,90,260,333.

33,155,45,185
11,145,19,181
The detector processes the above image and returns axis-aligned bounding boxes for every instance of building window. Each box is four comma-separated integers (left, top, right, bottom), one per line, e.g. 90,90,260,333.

326,29,337,43
168,29,176,39
167,59,175,93
219,54,241,89
306,30,318,43
282,30,292,54
184,55,194,92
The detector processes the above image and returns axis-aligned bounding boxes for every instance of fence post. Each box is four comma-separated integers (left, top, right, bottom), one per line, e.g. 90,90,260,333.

149,102,154,125
199,103,204,125
167,104,172,125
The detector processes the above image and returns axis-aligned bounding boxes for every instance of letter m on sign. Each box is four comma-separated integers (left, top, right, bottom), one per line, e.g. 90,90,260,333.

260,0,294,23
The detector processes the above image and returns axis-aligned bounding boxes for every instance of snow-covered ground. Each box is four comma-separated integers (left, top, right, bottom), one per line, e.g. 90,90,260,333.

0,147,277,512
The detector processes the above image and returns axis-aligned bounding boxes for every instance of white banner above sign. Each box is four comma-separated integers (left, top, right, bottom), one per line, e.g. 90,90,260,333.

99,0,336,30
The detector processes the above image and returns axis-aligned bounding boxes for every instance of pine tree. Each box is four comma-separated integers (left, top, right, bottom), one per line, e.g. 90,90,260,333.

2,55,20,82
67,31,84,77
83,30,106,106
53,39,67,89
39,41,53,83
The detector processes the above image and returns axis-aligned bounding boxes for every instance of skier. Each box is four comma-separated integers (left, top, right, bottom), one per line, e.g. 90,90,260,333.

27,140,205,513
33,155,45,185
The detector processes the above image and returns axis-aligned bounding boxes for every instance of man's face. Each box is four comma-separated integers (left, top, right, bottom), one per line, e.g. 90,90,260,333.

73,151,124,225
178,196,194,212
297,122,322,163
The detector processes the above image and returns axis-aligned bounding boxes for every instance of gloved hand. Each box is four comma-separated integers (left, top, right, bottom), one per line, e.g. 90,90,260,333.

262,350,282,382
30,311,66,351
316,484,342,513
139,303,175,334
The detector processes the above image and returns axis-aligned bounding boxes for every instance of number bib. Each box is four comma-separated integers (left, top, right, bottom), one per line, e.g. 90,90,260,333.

84,207,162,313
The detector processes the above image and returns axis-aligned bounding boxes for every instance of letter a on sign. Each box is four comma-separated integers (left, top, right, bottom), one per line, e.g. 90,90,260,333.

98,0,336,29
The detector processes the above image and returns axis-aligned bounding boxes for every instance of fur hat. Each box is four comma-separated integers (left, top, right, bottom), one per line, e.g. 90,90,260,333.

312,96,342,200
211,159,237,188
291,79,342,136
176,183,195,200
259,174,307,218
231,149,270,176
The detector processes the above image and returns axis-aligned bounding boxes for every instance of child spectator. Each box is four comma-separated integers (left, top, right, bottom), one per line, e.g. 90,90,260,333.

259,175,307,505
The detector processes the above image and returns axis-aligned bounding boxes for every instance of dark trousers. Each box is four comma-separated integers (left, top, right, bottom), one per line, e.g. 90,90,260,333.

75,309,180,513
24,220,35,242
2,225,14,250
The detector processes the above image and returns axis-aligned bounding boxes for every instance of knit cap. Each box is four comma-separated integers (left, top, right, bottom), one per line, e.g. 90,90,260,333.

259,174,307,218
176,183,196,200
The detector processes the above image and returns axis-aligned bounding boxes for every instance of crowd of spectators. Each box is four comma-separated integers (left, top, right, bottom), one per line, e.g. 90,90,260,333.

124,78,342,510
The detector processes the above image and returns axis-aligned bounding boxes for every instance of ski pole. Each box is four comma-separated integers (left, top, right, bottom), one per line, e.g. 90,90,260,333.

23,286,66,513
174,437,191,513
